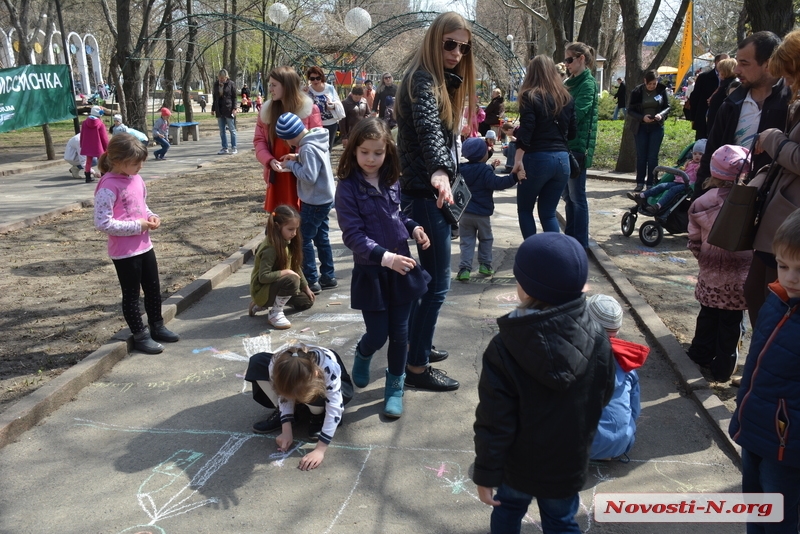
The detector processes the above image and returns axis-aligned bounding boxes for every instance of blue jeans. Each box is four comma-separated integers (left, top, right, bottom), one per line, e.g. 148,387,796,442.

635,123,664,186
358,301,413,377
153,136,170,158
643,181,686,207
741,447,800,534
517,151,569,238
401,196,451,367
562,166,589,247
504,140,517,170
217,116,237,149
323,123,338,149
490,484,581,534
612,106,626,120
300,202,335,284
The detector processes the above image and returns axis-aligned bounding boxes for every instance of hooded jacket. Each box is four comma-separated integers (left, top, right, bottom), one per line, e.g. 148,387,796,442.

590,337,649,460
564,69,599,168
473,297,615,498
282,127,334,206
687,187,752,310
397,69,459,197
730,282,800,467
80,116,109,158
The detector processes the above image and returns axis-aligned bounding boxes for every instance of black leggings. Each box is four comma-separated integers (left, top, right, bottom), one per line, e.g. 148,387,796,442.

112,249,163,335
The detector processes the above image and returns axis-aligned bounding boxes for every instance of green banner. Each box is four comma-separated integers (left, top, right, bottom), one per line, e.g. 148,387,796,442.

0,64,77,133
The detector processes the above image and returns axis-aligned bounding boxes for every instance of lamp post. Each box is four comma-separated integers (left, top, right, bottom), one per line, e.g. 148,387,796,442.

267,3,289,72
506,34,515,101
177,47,183,123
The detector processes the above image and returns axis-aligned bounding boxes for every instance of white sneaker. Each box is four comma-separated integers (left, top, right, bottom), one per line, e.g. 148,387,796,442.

230,147,238,154
268,309,292,330
69,165,82,179
217,148,229,155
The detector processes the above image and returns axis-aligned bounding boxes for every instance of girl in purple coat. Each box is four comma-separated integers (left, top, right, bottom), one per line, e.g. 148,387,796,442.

80,106,109,183
687,145,753,382
334,118,431,418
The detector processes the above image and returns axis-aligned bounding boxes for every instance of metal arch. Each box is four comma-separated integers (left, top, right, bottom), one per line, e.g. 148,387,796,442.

338,11,525,82
126,13,329,70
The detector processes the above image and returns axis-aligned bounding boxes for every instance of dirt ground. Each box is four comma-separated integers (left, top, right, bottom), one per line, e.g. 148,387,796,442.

584,179,745,410
0,153,270,410
0,160,741,416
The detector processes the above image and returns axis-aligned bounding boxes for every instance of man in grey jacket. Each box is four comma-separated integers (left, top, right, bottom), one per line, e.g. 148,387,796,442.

274,112,337,295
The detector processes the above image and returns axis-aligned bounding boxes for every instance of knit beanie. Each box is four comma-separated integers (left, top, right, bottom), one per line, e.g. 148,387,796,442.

710,144,750,181
586,294,624,332
276,112,306,140
513,233,587,305
112,114,123,123
485,130,497,140
160,107,171,117
692,138,707,154
90,106,103,117
462,137,487,162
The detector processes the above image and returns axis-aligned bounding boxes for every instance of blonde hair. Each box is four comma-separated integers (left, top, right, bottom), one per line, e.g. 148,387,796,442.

265,204,303,274
266,66,306,145
271,347,326,404
769,29,800,103
717,58,738,79
400,12,476,132
773,208,800,260
97,133,148,174
702,176,734,190
520,55,573,116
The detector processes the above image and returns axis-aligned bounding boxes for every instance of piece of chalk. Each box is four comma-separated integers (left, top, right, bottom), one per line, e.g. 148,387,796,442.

328,302,341,305
318,330,330,334
300,327,310,332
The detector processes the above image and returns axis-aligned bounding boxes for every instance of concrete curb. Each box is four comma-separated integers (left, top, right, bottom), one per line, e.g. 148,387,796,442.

586,239,741,463
0,233,264,450
0,159,63,177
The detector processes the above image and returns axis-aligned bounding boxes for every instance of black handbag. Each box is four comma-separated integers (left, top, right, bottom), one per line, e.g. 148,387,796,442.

555,118,581,179
438,172,472,225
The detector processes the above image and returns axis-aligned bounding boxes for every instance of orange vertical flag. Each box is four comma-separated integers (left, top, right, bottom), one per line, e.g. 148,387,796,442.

677,1,694,88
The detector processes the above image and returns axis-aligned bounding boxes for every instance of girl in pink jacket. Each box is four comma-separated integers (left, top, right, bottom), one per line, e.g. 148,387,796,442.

79,106,109,183
687,145,753,382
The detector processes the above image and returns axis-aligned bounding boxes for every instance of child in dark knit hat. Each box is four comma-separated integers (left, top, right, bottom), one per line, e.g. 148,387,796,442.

473,233,615,533
456,137,517,281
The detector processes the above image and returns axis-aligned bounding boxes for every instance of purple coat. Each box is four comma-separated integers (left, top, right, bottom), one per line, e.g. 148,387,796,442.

80,117,109,158
335,172,430,310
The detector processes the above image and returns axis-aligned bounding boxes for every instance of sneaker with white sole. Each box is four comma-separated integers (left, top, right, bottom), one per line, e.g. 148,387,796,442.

230,147,238,154
268,309,292,330
217,148,229,155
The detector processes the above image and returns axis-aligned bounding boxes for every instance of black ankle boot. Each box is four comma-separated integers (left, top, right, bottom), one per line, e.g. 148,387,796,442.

149,320,180,342
85,171,94,183
133,328,164,354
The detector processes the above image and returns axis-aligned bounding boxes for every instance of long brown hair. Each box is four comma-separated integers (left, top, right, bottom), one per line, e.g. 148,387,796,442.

266,204,303,274
400,11,476,132
519,55,573,116
769,29,800,103
266,66,306,145
565,42,596,70
97,133,148,174
271,346,326,404
336,118,399,185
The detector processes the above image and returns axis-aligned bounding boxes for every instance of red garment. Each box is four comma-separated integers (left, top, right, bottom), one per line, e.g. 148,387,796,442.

79,117,109,158
609,337,649,373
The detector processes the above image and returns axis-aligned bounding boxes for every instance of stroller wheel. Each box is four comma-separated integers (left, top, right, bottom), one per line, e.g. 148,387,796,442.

621,211,636,236
639,221,663,247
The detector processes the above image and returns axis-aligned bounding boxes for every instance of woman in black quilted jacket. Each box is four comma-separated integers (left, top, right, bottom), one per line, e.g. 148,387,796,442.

396,11,475,393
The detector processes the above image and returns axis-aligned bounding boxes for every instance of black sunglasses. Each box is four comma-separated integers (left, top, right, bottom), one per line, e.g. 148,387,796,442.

443,39,471,55
308,76,322,81
564,55,581,64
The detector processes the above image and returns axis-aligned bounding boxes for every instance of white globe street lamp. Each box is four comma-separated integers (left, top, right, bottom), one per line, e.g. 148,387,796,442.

268,3,290,25
345,7,372,37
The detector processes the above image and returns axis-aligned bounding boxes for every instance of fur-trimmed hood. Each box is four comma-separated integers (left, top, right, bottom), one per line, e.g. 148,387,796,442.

260,93,315,124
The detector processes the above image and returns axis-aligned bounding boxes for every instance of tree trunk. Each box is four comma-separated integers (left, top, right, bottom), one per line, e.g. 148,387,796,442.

42,124,56,159
230,0,238,84
222,0,229,72
577,0,605,51
162,0,175,111
744,0,792,36
181,0,196,122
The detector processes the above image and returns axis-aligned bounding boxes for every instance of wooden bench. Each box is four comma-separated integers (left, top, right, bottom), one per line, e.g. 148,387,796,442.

168,121,200,145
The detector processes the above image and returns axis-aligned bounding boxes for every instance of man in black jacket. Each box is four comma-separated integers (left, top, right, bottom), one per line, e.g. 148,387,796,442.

697,32,789,187
689,54,728,140
211,69,238,155
612,78,626,120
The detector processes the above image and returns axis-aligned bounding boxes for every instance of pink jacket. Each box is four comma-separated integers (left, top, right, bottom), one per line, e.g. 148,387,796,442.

80,117,109,158
687,187,753,310
253,95,321,184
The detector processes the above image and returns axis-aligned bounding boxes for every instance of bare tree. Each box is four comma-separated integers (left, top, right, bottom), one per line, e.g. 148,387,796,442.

743,0,794,36
615,0,691,172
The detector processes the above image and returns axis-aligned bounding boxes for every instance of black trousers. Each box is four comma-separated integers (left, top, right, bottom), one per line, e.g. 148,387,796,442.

112,249,163,335
687,305,745,381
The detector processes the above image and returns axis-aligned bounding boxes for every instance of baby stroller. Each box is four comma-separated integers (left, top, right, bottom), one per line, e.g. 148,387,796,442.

620,166,692,247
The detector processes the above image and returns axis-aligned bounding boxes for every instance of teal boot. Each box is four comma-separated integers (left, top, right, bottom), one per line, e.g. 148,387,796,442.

351,346,373,388
383,369,405,419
